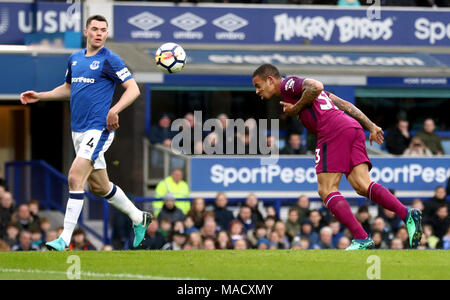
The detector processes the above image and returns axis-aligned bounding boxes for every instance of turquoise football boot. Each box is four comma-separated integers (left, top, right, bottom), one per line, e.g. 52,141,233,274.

45,237,68,251
345,237,375,250
133,211,154,248
405,208,423,248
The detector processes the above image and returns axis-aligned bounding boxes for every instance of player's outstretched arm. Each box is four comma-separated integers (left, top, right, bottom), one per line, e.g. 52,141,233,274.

20,91,40,105
106,78,141,131
280,78,323,116
20,83,71,105
328,93,384,145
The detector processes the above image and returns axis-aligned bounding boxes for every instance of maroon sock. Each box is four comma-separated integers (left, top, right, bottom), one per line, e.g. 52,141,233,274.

368,182,407,220
325,192,368,240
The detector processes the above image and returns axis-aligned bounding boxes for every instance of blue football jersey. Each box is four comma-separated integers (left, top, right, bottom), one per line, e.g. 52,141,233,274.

65,47,133,132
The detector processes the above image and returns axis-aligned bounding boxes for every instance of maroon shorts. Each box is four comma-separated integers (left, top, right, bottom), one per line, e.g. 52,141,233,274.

314,127,372,176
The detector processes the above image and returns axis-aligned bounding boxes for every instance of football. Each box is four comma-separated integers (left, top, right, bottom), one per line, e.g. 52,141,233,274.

154,42,186,74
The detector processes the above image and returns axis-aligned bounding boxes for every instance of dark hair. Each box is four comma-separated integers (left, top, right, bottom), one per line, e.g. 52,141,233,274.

435,185,445,191
265,216,276,222
329,218,339,224
252,64,281,80
371,230,382,238
160,216,171,224
240,205,251,212
288,207,298,214
73,228,86,236
309,209,321,216
255,223,266,231
436,203,448,211
86,15,108,28
357,205,369,213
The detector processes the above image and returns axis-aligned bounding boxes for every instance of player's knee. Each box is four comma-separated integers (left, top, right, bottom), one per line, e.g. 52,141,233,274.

88,182,109,197
318,187,331,201
68,171,83,191
354,185,369,197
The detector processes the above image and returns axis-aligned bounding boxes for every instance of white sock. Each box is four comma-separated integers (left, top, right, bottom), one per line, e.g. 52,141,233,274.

60,191,84,246
104,183,143,225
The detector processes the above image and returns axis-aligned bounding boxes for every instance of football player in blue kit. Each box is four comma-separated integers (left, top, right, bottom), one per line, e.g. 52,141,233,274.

20,15,153,250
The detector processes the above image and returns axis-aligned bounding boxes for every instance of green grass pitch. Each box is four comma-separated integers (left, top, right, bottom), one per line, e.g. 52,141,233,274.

0,250,449,280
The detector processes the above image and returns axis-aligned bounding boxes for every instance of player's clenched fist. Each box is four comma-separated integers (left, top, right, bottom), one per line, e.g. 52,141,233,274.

280,101,298,117
106,109,120,132
20,91,40,105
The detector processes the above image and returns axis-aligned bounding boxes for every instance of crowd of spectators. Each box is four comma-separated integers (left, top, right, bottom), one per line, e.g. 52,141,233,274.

1,176,449,251
148,112,311,155
129,186,449,251
149,112,446,156
0,179,100,251
385,118,445,157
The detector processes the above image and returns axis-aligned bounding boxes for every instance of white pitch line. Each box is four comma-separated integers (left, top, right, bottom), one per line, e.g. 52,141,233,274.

0,268,206,280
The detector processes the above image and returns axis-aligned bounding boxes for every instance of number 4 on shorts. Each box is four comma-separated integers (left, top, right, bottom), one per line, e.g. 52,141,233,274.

86,137,94,148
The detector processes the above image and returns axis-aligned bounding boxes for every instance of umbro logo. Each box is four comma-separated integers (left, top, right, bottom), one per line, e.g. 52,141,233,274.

170,12,205,40
213,13,248,40
213,13,248,32
128,12,164,31
171,12,206,32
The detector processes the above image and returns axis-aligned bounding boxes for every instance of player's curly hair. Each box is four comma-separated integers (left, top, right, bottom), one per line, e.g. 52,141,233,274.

252,64,281,80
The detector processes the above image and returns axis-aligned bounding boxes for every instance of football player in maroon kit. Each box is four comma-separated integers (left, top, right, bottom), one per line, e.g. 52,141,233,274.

252,64,422,250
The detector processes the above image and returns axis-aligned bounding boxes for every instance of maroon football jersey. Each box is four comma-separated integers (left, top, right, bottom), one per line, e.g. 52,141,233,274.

280,76,361,138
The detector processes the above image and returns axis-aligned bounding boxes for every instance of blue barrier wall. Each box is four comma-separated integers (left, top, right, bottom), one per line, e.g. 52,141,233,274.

190,156,450,193
0,53,69,93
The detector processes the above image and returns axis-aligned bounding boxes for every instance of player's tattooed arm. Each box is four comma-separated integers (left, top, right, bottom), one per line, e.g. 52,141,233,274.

329,93,385,145
328,93,375,131
293,79,323,112
281,79,323,116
